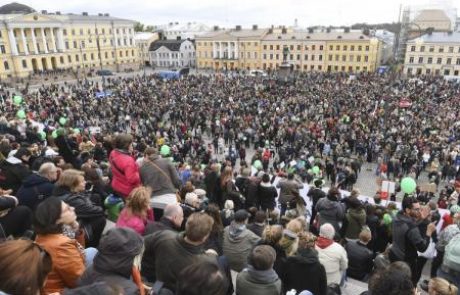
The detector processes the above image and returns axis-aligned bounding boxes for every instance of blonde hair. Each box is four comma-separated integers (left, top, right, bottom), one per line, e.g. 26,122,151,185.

279,234,298,257
262,225,283,245
286,218,304,235
429,277,458,295
126,186,152,219
56,169,85,192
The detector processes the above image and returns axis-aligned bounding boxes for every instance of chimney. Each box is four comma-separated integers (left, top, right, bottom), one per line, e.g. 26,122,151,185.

252,24,258,30
344,27,350,33
235,25,242,31
55,11,61,15
281,27,287,34
268,28,273,34
326,27,331,33
213,25,219,31
104,13,109,17
82,12,88,16
308,28,314,34
363,28,370,36
41,10,47,14
98,13,103,16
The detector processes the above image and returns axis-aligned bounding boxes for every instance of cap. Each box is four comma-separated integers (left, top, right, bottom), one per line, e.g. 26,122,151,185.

234,209,249,222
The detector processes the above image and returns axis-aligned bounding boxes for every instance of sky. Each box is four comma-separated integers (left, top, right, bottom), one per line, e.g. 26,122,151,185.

11,0,460,28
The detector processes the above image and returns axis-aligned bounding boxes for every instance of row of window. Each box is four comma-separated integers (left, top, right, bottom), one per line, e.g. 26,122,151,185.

63,27,133,36
198,42,371,52
198,42,259,47
152,52,195,58
406,67,459,76
154,60,195,67
410,45,460,54
197,61,369,72
65,38,133,49
407,56,460,65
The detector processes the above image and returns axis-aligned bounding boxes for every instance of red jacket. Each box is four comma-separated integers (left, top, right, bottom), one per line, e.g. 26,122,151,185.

109,149,141,198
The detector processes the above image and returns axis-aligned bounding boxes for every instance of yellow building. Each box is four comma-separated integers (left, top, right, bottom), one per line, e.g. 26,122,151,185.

404,32,460,76
0,2,139,80
262,29,381,73
195,25,268,71
196,26,381,73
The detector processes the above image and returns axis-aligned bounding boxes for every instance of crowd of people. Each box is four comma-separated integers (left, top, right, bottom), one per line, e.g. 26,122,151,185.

0,71,459,295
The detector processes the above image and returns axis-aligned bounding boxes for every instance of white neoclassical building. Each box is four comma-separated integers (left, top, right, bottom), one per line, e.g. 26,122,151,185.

149,39,195,68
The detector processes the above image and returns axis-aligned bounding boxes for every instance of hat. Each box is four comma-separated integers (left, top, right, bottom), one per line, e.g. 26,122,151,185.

45,148,59,157
234,209,249,222
193,188,206,197
185,192,199,206
450,205,460,214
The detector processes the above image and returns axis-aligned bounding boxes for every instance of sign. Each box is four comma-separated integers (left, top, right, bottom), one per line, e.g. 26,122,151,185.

89,126,101,134
381,181,396,200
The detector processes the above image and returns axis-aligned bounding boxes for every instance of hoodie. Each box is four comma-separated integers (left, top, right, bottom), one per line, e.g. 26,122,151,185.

78,228,143,295
0,156,32,194
315,196,345,233
236,264,282,295
223,222,261,272
16,173,54,209
279,248,328,295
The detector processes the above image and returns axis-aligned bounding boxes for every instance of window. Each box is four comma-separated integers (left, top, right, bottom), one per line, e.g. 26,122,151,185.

263,45,267,50
290,45,294,51
426,69,431,75
428,57,433,64
439,47,444,53
270,45,273,50
336,45,340,50
350,45,354,51
0,45,5,54
81,41,85,48
22,60,27,68
80,29,83,35
328,55,332,61
319,55,322,61
60,56,64,64
447,58,452,65
335,55,339,61
83,54,87,61
418,57,423,64
358,45,362,51
343,45,347,51
76,54,79,62
420,46,425,52
457,58,460,65
312,45,316,50
364,56,369,62
73,41,77,49
437,58,442,64
68,55,72,63
342,55,346,61
357,55,361,62
409,56,414,63
90,53,94,60
410,46,416,52
290,54,293,60
311,55,315,61
71,29,75,35
270,54,273,59
349,55,354,62
63,29,67,35
3,61,9,70
276,45,280,50
297,45,301,50
435,69,440,75
444,69,450,75
319,45,323,50
429,46,434,52
329,45,333,50
365,45,369,51
407,68,413,74
455,70,459,76
449,47,454,53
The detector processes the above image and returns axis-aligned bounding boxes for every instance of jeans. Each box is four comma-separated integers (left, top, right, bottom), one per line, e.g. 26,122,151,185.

84,247,98,267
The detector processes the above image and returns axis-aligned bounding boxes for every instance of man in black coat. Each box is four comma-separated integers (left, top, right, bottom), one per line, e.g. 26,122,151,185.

307,179,326,225
0,147,32,194
345,228,374,281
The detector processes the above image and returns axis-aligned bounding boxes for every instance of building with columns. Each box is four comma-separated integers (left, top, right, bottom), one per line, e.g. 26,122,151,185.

149,39,195,68
0,2,139,80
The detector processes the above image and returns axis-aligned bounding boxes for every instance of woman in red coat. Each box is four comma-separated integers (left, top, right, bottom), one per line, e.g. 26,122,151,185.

109,134,141,198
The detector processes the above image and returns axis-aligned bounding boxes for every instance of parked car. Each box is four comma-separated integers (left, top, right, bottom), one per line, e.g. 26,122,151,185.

96,70,113,76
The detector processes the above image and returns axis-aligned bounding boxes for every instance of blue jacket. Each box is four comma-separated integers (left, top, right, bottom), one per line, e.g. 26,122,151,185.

16,173,54,210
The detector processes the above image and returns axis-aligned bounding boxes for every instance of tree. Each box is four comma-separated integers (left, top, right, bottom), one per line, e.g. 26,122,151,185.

145,25,155,32
134,22,145,32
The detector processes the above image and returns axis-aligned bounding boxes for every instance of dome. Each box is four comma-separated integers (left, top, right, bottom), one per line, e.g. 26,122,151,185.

0,2,36,14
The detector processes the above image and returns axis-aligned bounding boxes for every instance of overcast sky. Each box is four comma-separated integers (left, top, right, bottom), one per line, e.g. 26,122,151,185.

13,0,460,28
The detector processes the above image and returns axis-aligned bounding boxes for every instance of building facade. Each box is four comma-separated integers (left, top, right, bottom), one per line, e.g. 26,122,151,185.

159,22,212,40
149,39,195,68
135,32,159,66
0,2,139,80
404,32,460,76
195,26,381,73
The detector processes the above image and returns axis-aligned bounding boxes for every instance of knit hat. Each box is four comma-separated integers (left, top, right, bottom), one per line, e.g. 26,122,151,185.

443,234,460,272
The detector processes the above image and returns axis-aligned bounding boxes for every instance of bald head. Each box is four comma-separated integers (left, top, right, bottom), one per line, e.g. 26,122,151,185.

163,203,184,228
319,223,335,240
38,162,58,181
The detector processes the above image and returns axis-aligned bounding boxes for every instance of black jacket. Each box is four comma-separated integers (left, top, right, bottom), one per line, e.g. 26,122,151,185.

345,241,374,280
16,173,55,210
278,248,327,295
0,157,32,194
79,228,143,295
257,183,277,210
53,186,105,220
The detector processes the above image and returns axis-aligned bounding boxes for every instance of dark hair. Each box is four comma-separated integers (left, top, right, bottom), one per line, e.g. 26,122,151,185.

0,239,52,295
204,203,224,233
254,210,267,223
113,133,133,150
287,173,294,180
33,197,63,234
15,147,32,159
262,174,270,183
248,245,276,270
402,196,418,212
369,267,414,295
176,261,228,295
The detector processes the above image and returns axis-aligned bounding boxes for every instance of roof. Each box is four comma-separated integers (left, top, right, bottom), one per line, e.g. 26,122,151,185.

262,31,373,41
134,32,156,41
149,39,188,51
414,9,451,22
166,22,211,32
0,2,35,14
197,28,269,40
408,32,460,44
53,14,135,23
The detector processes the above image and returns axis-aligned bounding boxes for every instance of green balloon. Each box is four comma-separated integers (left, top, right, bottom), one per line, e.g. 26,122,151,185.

253,160,263,170
13,95,23,105
160,145,170,156
59,117,67,126
38,131,46,140
16,109,26,119
312,166,320,175
73,128,80,134
401,177,417,194
52,130,58,139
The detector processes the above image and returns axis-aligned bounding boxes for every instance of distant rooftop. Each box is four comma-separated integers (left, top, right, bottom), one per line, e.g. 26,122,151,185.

0,2,35,14
409,32,460,43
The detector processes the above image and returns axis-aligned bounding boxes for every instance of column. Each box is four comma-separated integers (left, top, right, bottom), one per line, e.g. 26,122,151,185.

7,28,18,55
235,42,238,60
57,28,65,51
219,42,223,59
50,28,57,52
41,28,48,54
227,42,231,59
20,28,29,55
213,42,217,58
31,28,38,54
